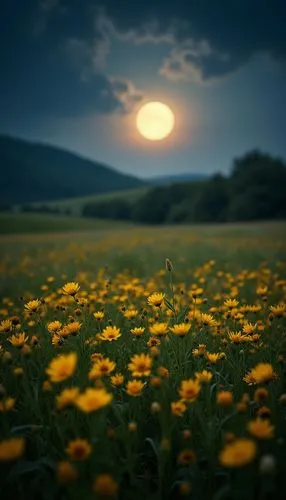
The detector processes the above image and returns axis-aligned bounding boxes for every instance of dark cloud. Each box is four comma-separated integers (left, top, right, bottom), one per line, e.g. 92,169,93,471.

1,0,285,125
100,0,286,80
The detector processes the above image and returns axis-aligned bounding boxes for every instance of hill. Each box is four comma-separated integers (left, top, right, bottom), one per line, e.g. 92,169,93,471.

0,135,145,204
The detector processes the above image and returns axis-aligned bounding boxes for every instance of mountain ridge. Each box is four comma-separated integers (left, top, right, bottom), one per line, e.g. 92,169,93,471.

0,135,145,204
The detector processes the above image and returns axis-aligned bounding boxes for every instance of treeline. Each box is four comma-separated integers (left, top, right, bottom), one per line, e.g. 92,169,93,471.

82,150,286,224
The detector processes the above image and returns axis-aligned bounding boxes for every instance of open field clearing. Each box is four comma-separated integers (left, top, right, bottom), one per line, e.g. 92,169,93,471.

0,221,286,500
29,187,149,215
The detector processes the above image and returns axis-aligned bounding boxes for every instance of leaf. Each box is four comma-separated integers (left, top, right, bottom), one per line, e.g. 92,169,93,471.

212,484,231,500
7,457,55,482
164,298,175,313
177,305,190,323
145,437,159,459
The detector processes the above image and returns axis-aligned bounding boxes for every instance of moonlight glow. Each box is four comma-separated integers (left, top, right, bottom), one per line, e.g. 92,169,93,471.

136,101,175,141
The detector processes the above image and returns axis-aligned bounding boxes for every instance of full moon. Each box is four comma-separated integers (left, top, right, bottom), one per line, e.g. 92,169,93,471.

136,101,175,141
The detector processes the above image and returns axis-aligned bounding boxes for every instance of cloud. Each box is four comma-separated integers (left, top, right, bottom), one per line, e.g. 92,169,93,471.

97,0,286,82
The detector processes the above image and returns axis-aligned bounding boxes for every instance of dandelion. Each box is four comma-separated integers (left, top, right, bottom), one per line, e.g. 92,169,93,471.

24,299,41,313
0,438,25,461
93,474,118,498
56,387,80,410
147,292,165,307
0,319,13,332
243,363,277,385
206,352,225,364
128,353,152,377
76,388,112,413
89,357,116,380
171,400,187,417
195,370,213,383
130,326,145,336
170,323,191,337
61,321,81,337
0,397,15,412
247,418,274,439
46,352,77,383
110,373,124,387
93,310,105,320
269,303,286,318
179,379,201,402
149,322,168,336
57,461,78,484
216,391,233,406
224,298,239,309
66,439,92,461
47,320,62,333
219,438,257,468
100,325,121,342
62,282,80,296
126,380,144,397
8,332,28,348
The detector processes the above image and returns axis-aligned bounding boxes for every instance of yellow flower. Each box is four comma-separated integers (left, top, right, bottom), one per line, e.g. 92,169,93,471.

195,370,213,383
46,352,77,383
171,400,187,417
270,303,286,318
219,438,257,468
13,367,24,377
66,439,92,461
89,357,116,380
179,379,201,402
47,320,62,333
206,352,225,364
24,299,41,313
228,331,247,344
0,319,13,332
247,418,274,439
61,321,81,337
62,282,80,296
242,322,257,335
110,373,124,387
128,353,152,377
0,437,25,461
57,461,78,484
243,363,277,385
51,334,63,346
192,344,206,357
93,311,104,320
224,298,239,309
170,323,191,337
100,325,121,342
216,391,233,406
200,313,218,327
76,388,112,413
93,474,118,498
130,327,145,336
147,292,165,307
149,322,168,336
126,379,144,397
8,332,28,348
56,387,80,410
123,308,138,319
0,397,15,412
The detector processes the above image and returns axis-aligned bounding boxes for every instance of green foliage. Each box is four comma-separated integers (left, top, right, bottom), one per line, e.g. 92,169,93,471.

81,150,286,224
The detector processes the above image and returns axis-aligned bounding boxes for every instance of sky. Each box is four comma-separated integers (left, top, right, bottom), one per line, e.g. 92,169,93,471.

1,0,286,178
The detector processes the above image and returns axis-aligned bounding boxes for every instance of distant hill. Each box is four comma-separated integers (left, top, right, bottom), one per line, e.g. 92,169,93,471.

0,135,145,204
147,172,208,185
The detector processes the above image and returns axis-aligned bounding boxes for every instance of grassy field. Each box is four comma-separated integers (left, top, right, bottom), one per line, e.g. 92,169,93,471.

29,186,149,215
0,221,285,499
0,212,132,235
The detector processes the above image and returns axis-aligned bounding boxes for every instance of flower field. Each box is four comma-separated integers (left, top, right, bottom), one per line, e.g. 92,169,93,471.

0,223,286,500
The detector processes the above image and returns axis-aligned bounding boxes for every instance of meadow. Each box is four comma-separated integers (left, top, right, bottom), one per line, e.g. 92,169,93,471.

0,220,286,500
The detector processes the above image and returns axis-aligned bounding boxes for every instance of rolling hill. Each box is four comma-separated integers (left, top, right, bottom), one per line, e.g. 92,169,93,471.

0,135,145,204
